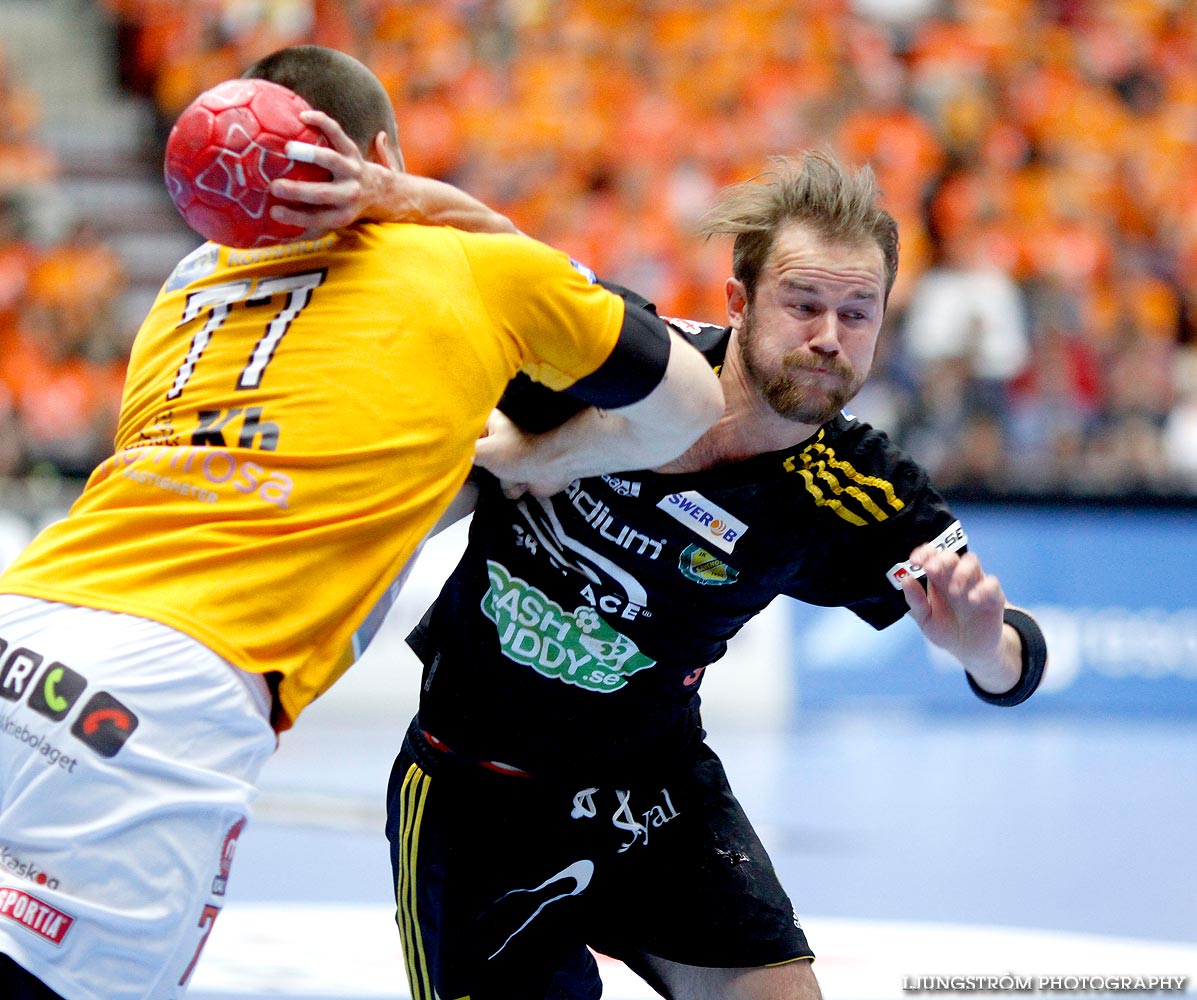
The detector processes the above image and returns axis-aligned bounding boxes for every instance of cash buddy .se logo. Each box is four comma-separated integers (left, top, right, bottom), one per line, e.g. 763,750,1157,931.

481,561,655,693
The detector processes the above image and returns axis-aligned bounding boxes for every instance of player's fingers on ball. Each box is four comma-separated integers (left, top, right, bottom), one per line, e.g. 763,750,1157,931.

285,141,359,183
267,204,310,229
273,177,361,208
271,205,350,237
298,109,356,155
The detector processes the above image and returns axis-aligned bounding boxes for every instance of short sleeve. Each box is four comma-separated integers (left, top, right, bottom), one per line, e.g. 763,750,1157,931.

459,233,636,393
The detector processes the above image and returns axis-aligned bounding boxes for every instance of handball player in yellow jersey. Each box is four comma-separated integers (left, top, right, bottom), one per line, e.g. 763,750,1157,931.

0,45,721,1000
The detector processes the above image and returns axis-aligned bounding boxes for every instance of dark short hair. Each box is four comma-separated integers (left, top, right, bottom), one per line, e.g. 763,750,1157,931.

699,151,900,304
243,45,398,155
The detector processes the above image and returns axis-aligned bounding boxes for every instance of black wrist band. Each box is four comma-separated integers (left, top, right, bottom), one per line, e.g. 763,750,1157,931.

967,608,1048,707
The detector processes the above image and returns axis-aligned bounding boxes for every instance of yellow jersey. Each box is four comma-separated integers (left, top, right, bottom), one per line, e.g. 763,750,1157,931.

0,223,650,729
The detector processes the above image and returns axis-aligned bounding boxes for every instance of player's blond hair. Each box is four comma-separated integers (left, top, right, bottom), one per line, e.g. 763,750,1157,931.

699,152,900,304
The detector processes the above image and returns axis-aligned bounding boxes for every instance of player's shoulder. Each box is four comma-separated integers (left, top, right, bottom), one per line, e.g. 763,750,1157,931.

658,314,730,363
601,290,729,367
813,410,935,494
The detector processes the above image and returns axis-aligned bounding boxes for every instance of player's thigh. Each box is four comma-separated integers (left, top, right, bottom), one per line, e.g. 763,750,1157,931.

601,743,812,971
385,725,603,1000
640,954,822,1000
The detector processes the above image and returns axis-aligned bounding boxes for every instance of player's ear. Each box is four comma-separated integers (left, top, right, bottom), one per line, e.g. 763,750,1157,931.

372,131,404,172
726,277,748,329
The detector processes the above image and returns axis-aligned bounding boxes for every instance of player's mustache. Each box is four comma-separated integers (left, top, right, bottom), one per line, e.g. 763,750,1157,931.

780,352,854,380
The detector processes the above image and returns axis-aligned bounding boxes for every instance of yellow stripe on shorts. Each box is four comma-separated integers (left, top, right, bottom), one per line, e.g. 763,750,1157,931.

396,762,433,1000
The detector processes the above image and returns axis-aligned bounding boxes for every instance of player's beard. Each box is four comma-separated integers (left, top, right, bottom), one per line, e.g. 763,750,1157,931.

739,308,867,425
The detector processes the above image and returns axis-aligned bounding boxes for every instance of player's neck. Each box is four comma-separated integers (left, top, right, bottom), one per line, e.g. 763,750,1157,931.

654,349,820,475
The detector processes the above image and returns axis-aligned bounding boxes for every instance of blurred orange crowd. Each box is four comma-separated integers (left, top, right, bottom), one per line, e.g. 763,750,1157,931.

3,0,1196,496
0,44,127,481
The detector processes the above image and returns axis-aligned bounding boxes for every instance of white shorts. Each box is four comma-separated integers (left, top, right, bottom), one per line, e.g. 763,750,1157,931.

0,595,276,1000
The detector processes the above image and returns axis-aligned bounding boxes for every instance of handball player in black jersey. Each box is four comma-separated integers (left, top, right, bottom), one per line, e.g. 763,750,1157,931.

275,145,1048,1000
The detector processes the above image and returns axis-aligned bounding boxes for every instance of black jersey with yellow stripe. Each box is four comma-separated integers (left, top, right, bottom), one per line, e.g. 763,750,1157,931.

411,318,961,778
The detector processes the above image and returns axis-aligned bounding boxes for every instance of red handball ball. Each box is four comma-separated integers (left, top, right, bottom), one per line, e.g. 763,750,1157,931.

164,78,332,248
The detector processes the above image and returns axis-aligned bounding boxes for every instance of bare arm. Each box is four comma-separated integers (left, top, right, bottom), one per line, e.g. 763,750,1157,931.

268,110,518,237
474,327,724,497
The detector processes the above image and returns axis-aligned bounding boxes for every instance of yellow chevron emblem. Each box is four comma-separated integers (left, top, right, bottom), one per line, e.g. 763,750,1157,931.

783,430,905,526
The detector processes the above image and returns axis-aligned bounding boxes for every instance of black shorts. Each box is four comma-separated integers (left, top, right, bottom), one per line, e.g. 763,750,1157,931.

384,720,813,1000
0,955,66,1000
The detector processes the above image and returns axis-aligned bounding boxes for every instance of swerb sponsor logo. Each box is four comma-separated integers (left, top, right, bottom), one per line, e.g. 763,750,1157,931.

481,561,655,693
678,544,739,586
656,491,748,554
0,887,73,945
885,520,968,589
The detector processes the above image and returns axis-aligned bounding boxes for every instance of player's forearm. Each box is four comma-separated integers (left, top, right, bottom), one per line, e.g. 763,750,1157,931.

478,332,722,492
375,173,519,234
960,619,1023,695
546,330,723,480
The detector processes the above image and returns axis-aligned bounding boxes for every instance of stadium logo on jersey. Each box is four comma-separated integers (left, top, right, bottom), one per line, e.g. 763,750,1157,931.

0,887,73,945
164,243,219,292
885,521,969,589
600,474,641,498
678,544,740,586
481,561,655,693
656,492,748,553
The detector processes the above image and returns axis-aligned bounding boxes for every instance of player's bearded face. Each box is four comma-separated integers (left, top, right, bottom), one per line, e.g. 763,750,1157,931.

739,304,868,424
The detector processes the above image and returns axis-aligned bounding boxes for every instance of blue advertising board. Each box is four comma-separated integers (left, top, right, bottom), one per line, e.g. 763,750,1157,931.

792,504,1197,716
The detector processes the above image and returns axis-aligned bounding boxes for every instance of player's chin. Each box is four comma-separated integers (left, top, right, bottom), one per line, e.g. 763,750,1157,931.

769,389,846,425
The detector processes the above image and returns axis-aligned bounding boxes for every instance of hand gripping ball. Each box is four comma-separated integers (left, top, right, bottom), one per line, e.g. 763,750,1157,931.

164,78,331,248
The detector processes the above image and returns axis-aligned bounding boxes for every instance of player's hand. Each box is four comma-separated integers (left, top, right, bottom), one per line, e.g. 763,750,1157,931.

268,110,410,237
900,544,1006,671
473,410,570,499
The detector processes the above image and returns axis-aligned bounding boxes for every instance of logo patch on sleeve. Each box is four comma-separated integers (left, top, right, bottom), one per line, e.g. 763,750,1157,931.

886,520,968,588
